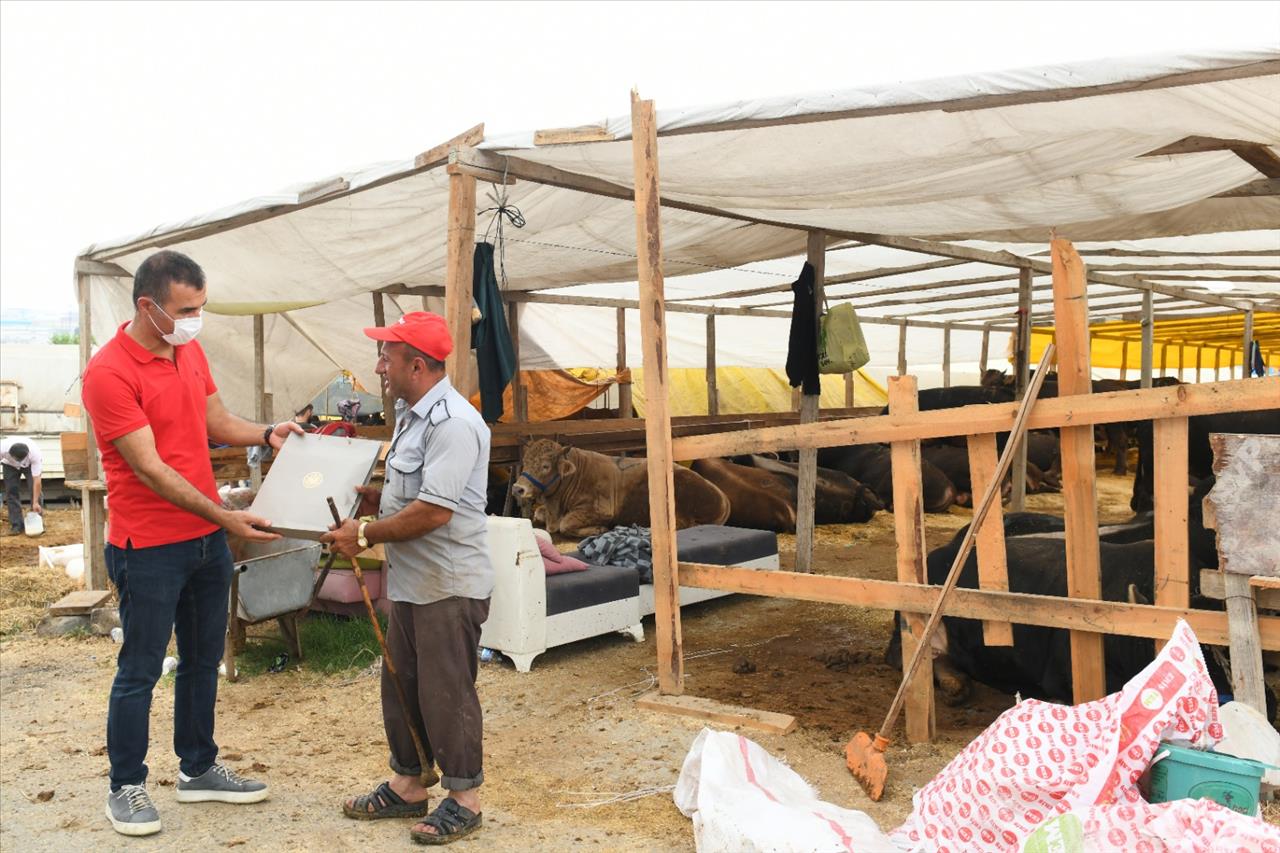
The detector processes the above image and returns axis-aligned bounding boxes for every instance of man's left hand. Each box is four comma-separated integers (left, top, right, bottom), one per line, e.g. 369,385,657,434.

320,517,362,559
32,505,43,515
269,421,305,451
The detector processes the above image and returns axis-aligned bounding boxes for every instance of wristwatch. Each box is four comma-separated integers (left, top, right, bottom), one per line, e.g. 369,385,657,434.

357,521,370,550
261,424,275,447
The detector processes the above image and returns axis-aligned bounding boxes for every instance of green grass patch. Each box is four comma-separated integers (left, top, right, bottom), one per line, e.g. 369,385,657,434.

235,612,387,678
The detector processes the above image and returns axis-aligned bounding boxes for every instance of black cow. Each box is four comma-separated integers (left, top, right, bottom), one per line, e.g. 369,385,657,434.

879,384,1015,416
1132,408,1280,511
739,455,882,523
817,444,957,513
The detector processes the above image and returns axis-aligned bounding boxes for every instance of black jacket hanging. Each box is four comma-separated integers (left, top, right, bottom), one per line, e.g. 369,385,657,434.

785,262,821,395
471,242,517,423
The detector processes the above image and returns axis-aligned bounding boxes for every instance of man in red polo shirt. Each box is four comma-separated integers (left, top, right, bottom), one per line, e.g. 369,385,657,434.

82,250,303,837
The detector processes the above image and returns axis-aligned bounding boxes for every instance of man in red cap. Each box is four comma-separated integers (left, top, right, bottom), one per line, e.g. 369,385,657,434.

324,311,492,845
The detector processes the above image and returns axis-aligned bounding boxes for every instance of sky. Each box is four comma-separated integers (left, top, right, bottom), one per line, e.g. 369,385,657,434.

1,0,1275,315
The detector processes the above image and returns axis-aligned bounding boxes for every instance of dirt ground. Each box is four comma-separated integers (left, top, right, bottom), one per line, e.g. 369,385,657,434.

0,468,1255,851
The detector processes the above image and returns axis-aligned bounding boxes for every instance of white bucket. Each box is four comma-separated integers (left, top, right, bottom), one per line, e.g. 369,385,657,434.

23,512,43,537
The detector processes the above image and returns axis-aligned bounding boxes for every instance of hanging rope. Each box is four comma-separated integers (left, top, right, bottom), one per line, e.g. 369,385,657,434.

477,158,526,292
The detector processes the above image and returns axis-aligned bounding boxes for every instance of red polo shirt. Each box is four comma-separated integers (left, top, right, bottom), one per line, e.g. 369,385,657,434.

82,322,221,548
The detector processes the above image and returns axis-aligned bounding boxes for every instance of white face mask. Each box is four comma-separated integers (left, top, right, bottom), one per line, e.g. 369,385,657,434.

145,301,203,345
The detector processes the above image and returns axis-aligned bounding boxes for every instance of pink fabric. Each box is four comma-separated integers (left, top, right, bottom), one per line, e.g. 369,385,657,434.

538,537,589,575
315,568,384,603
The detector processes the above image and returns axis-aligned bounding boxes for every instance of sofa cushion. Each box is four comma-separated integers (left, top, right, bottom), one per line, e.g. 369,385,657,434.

546,564,640,616
676,525,778,565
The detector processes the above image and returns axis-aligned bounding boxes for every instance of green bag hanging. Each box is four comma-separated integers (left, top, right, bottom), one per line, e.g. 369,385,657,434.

818,302,870,374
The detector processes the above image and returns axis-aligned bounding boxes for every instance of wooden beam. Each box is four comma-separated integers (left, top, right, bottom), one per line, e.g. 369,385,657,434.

508,301,526,422
941,323,952,387
1244,308,1255,376
686,258,966,303
1140,289,1155,388
670,376,1280,460
1214,177,1280,197
1010,267,1033,512
1051,238,1105,704
616,307,632,419
631,91,683,695
444,168,478,394
446,161,517,185
1201,570,1280,610
414,122,486,169
677,563,1280,649
795,232,825,574
844,372,855,408
296,176,350,204
1142,134,1280,178
978,325,991,376
76,272,107,592
635,691,796,735
1153,418,1190,634
897,321,907,376
253,315,267,423
705,314,718,416
968,432,1013,646
1225,573,1269,714
888,375,933,742
533,124,615,146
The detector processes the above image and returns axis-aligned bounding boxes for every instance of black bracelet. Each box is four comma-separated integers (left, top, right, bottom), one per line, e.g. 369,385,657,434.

262,424,275,447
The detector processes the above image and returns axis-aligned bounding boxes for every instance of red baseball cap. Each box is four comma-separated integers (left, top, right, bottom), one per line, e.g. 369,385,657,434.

363,311,454,361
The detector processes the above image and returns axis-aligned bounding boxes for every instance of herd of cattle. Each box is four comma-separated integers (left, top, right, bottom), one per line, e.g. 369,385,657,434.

493,375,1277,718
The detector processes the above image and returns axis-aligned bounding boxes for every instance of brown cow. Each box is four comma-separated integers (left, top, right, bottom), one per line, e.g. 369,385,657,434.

691,458,797,533
740,455,882,523
512,439,731,538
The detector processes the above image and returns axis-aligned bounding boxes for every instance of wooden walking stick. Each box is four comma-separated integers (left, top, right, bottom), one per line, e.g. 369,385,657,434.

326,497,434,786
845,344,1055,801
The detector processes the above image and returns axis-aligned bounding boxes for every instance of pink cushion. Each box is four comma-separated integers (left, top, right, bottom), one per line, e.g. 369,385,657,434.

537,537,589,575
315,568,384,603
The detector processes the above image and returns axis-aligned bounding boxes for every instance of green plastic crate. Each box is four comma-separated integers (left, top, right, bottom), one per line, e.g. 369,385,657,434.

1145,742,1267,817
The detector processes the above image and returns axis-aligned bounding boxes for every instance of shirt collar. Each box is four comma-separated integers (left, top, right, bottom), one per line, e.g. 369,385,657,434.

405,376,453,421
115,322,159,363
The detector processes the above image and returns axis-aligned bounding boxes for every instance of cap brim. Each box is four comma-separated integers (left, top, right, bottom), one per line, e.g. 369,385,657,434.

362,326,403,342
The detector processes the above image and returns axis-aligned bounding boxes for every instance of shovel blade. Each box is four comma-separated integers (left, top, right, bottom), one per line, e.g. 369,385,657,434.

845,731,888,802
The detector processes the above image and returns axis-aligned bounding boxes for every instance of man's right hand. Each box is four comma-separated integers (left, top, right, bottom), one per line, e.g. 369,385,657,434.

222,510,281,542
354,485,382,518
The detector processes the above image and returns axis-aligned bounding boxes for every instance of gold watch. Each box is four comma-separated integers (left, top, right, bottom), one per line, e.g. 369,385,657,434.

357,521,370,549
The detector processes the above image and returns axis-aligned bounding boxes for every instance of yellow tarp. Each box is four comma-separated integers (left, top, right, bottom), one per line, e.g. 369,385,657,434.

1030,312,1279,374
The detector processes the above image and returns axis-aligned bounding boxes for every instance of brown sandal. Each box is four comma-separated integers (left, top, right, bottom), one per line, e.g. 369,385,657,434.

409,798,482,844
342,781,429,820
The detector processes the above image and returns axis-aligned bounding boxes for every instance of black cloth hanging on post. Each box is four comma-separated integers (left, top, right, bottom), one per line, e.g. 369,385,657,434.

471,242,517,423
785,261,821,395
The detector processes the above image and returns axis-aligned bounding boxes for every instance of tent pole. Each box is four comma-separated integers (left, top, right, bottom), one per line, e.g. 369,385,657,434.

631,91,682,695
1051,238,1106,704
444,165,478,395
76,270,108,591
705,314,718,416
897,321,908,376
251,314,266,491
1140,290,1154,389
978,323,990,377
1160,342,1169,378
616,307,633,419
795,231,825,574
1010,266,1033,512
1119,339,1129,381
1194,341,1202,383
942,322,952,388
844,371,855,408
1243,306,1255,377
372,293,396,421
508,301,526,422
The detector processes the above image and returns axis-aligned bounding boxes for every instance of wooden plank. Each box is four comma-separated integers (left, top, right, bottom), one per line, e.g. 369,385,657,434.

1223,573,1268,715
616,308,632,419
508,302,527,422
1052,238,1105,704
444,169,478,395
1244,309,1255,376
1200,570,1280,610
844,372,855,408
1205,433,1280,577
635,691,796,735
794,231,824,574
1010,267,1033,512
705,314,718,416
669,376,1280,461
533,124,615,146
968,432,1014,646
413,122,485,169
694,258,965,302
253,315,267,423
64,479,106,492
1153,418,1190,622
888,375,934,743
631,91,683,695
76,272,107,591
677,563,1280,649
49,590,111,616
897,321,907,376
296,176,350,204
979,326,990,376
445,161,517,185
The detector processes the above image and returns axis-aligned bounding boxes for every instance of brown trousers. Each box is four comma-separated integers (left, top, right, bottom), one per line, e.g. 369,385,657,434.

382,596,490,791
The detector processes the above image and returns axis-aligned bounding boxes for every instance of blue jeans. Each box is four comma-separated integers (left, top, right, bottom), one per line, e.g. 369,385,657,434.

105,530,233,790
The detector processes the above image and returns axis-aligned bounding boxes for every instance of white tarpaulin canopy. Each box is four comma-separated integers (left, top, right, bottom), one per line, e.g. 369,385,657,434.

78,48,1280,414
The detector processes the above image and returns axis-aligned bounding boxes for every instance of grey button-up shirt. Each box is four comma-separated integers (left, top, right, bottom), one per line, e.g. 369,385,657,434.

380,377,493,605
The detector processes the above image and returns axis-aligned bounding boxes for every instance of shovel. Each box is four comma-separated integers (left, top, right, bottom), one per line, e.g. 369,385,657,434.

846,344,1055,801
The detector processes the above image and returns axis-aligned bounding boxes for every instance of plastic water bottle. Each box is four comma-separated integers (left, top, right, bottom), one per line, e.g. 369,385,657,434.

110,627,123,644
478,647,496,663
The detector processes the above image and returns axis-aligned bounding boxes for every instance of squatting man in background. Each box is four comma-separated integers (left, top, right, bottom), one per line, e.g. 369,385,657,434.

82,250,304,836
323,311,493,845
1,435,43,534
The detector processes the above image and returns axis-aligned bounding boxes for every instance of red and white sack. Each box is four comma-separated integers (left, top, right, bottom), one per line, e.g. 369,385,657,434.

892,620,1238,852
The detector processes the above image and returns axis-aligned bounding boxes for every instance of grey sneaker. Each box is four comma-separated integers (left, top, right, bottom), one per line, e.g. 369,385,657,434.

175,762,269,804
105,784,162,836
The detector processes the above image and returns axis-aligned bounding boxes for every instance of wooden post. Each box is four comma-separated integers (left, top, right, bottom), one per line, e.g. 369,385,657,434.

844,372,855,408
1159,342,1169,378
1224,574,1268,714
1194,344,1202,383
1243,307,1255,377
610,307,632,419
1140,290,1154,389
253,315,267,422
1051,238,1106,704
941,323,952,388
508,301,527,422
795,231,824,573
897,321,908,376
705,314,719,416
1177,342,1186,382
372,293,396,421
1011,266,1033,512
1214,347,1222,381
888,375,934,742
1119,339,1129,381
444,166,478,394
978,324,991,376
968,431,1014,646
76,272,108,591
631,91,682,694
1153,417,1190,634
